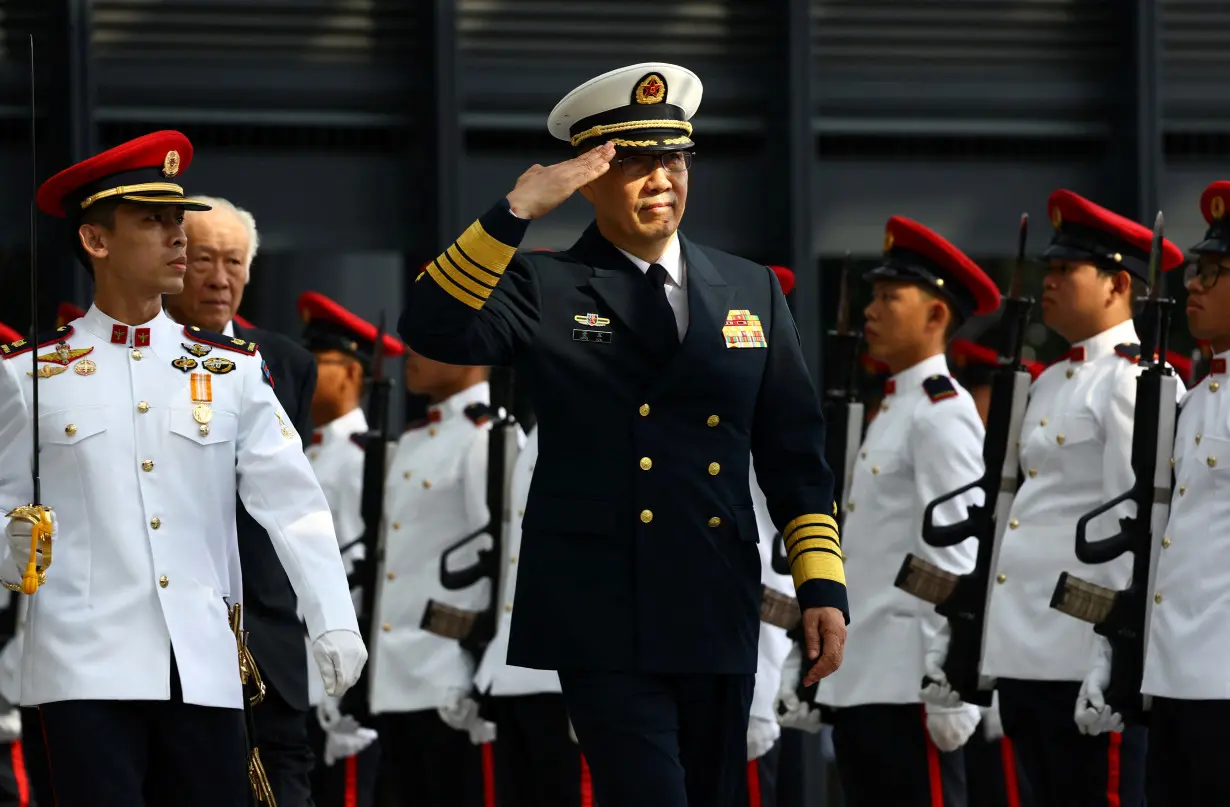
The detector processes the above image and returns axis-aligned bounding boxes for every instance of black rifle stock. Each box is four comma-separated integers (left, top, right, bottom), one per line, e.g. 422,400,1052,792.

894,214,1034,708
1049,212,1177,725
420,367,517,662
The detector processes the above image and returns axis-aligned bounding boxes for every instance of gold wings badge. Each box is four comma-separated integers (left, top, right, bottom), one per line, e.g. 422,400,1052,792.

36,343,94,366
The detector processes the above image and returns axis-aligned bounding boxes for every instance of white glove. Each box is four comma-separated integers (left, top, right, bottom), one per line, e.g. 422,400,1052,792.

774,645,824,734
980,692,1005,742
1075,636,1123,736
311,630,368,698
316,697,378,766
920,623,963,708
747,716,779,761
925,702,981,752
0,709,19,744
438,689,497,745
5,509,54,580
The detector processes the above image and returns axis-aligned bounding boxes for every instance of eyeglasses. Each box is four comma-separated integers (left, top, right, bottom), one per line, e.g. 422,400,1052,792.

1184,256,1230,290
616,151,694,178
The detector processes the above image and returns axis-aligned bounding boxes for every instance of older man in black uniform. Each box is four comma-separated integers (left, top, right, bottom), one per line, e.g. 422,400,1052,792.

398,62,848,807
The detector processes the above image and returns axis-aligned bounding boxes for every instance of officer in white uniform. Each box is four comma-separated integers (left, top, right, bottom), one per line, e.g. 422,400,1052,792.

0,131,364,807
951,190,1185,807
810,216,997,806
299,291,403,807
368,351,493,807
1122,180,1230,804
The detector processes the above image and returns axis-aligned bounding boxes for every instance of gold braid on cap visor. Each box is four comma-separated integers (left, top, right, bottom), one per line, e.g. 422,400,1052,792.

569,120,693,148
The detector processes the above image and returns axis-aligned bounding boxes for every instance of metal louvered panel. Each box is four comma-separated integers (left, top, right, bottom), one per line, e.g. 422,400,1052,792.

813,0,1122,137
458,0,774,133
0,1,57,116
91,0,424,121
1161,0,1230,132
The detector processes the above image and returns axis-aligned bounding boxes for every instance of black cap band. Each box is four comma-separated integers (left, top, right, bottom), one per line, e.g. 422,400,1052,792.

303,321,374,370
1191,221,1230,255
864,247,978,320
1041,221,1151,279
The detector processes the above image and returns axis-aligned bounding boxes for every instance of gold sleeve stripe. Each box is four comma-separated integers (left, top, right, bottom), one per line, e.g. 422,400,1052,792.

456,219,517,275
426,260,484,310
784,524,840,551
782,512,839,539
791,548,846,589
448,244,502,287
434,255,493,302
787,537,841,566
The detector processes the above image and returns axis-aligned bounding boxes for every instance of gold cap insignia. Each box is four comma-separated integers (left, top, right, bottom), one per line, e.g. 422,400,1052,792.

1051,206,1063,229
162,150,181,178
883,229,895,253
634,73,667,105
1213,196,1225,221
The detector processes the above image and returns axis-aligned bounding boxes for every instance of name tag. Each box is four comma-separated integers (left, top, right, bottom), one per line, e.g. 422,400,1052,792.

572,329,612,344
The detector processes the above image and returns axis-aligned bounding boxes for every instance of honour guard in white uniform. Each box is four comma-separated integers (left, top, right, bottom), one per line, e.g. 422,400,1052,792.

811,216,998,805
1129,180,1230,803
958,190,1185,807
299,292,403,807
0,131,365,806
368,351,493,807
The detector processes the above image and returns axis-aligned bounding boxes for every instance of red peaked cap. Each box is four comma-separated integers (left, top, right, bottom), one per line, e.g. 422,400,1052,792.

868,216,1001,319
36,130,211,219
1043,190,1184,279
56,302,86,328
1165,350,1193,385
768,266,795,296
298,291,405,364
1193,181,1230,254
949,338,1045,382
0,322,20,344
231,313,255,329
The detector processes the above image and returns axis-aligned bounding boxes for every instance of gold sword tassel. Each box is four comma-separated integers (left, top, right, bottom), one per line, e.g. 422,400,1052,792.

229,603,276,805
5,505,52,594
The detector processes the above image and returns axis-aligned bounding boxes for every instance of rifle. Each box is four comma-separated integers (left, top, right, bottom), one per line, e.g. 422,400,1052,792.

420,367,518,663
340,315,393,719
772,253,862,711
7,34,53,597
893,214,1034,708
1049,212,1178,726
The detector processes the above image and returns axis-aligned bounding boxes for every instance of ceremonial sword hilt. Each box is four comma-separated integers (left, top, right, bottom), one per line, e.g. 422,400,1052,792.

6,505,53,595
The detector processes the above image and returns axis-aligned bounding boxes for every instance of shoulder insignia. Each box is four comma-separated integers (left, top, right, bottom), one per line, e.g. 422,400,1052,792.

182,325,258,356
260,359,275,389
1114,343,1141,363
464,402,492,426
922,374,958,403
349,432,369,450
0,325,72,360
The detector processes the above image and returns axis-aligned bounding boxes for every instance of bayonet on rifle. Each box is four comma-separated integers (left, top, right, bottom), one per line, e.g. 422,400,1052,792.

893,213,1035,707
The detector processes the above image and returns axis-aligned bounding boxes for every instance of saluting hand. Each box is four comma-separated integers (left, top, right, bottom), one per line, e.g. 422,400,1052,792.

801,606,846,687
505,142,617,220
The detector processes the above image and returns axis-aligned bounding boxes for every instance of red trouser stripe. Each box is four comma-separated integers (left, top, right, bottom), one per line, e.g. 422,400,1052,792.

580,754,594,807
999,737,1021,807
344,753,358,807
10,741,28,807
920,706,945,807
481,742,496,807
746,759,762,807
1106,732,1122,807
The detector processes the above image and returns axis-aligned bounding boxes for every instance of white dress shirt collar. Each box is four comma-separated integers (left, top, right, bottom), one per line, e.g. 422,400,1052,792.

887,353,952,395
81,304,173,348
428,380,491,424
314,406,367,448
1071,318,1138,363
616,234,685,289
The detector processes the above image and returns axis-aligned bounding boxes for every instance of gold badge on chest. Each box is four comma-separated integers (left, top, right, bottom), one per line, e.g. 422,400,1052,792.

36,342,94,367
27,365,66,379
190,373,214,433
203,357,236,375
172,356,198,373
182,342,212,358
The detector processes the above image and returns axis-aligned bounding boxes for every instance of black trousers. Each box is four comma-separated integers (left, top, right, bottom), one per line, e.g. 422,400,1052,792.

963,730,1034,807
248,679,317,807
38,669,249,806
831,703,966,807
1146,695,1230,806
997,679,1146,807
742,740,780,807
487,693,585,807
558,670,754,807
307,714,380,807
373,709,484,807
17,711,50,807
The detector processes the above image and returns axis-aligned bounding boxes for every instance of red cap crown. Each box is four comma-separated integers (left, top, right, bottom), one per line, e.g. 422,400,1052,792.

0,322,20,344
1045,190,1184,275
878,216,1001,317
1166,350,1193,385
950,338,1045,381
37,130,211,219
1200,182,1230,225
298,291,405,359
232,313,255,330
56,302,86,328
768,265,795,296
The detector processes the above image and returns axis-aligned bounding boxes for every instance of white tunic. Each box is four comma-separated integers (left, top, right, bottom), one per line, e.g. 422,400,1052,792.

819,353,982,708
748,466,794,726
369,382,493,714
982,319,1182,682
0,306,359,708
1142,351,1230,699
472,427,562,697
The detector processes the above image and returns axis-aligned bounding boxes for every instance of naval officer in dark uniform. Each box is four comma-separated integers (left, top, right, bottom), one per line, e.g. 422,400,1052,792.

398,62,849,807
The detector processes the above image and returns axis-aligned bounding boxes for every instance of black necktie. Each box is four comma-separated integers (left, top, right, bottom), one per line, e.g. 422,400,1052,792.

645,263,680,356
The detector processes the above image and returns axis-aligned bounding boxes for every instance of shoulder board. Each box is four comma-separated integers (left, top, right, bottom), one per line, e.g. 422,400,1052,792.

464,402,492,426
0,325,72,360
922,374,958,403
183,325,258,356
1114,343,1141,363
349,432,369,450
